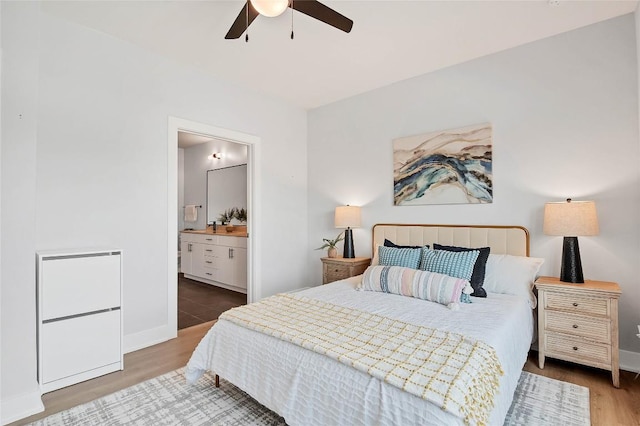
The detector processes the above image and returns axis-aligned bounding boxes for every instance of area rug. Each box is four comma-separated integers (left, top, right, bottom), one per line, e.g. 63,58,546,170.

29,369,589,426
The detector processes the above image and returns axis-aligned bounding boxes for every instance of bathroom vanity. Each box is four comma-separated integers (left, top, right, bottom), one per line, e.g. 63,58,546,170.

180,230,247,293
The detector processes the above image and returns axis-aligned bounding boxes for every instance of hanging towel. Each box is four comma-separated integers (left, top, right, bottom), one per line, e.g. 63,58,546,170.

184,205,198,222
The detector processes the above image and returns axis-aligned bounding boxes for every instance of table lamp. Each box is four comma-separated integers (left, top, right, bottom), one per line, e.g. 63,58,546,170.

543,198,599,283
334,205,361,258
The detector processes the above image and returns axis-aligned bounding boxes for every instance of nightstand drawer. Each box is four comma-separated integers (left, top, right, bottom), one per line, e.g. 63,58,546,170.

545,311,610,342
545,292,609,317
325,265,350,282
321,257,371,284
545,333,611,366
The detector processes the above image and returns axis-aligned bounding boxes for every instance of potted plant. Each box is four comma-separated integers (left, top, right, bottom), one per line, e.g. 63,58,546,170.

315,232,344,258
234,207,247,224
218,208,236,232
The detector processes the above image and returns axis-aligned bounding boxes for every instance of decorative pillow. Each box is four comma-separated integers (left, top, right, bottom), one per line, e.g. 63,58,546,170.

371,244,381,266
433,244,490,298
384,239,428,250
419,248,480,282
361,265,471,308
378,246,422,269
483,254,545,308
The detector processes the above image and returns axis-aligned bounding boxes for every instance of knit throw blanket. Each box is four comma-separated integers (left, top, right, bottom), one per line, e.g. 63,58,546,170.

220,294,504,426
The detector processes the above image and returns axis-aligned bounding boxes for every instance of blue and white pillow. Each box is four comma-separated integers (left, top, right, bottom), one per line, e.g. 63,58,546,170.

378,246,422,269
419,248,480,282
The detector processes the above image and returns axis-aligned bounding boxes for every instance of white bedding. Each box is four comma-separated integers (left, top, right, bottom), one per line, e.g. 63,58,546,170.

186,276,534,426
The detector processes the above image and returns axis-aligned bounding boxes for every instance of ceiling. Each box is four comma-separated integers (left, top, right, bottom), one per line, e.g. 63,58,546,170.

42,1,637,109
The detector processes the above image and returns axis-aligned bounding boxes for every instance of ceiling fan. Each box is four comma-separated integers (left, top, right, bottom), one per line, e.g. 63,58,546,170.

225,0,353,40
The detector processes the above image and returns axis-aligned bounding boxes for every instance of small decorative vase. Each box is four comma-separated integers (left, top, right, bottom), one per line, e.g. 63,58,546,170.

327,247,338,258
226,224,234,233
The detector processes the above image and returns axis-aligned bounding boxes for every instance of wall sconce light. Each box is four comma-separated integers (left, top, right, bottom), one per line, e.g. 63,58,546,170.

209,153,223,160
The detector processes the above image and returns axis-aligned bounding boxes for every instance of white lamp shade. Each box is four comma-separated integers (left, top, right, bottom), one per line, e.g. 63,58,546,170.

543,200,599,236
334,205,361,229
250,0,289,17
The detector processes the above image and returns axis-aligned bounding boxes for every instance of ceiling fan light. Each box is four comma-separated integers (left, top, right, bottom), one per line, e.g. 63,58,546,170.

250,0,289,17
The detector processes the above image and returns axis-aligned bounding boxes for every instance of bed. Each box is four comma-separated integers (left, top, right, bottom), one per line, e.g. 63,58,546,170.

186,224,539,426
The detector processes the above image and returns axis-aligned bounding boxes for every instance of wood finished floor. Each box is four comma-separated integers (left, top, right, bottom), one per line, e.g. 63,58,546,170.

178,274,246,329
12,323,640,425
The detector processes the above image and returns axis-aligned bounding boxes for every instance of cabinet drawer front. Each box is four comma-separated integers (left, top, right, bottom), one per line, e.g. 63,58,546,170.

545,333,611,366
41,254,121,321
545,292,609,317
217,235,247,248
545,311,610,342
325,265,350,283
41,310,121,384
190,234,217,244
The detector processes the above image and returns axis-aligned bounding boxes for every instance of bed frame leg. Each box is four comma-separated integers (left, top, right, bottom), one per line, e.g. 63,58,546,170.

215,374,220,388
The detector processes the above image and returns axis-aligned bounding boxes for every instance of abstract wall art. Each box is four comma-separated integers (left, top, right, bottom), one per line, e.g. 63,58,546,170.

393,123,493,206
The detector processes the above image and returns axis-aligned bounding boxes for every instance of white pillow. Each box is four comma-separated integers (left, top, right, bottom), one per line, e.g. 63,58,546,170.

371,244,381,266
483,254,544,308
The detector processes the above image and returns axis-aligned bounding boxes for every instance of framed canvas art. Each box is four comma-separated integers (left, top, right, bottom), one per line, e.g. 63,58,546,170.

393,123,493,206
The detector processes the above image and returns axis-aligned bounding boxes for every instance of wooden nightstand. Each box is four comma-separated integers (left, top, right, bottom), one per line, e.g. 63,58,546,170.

535,276,621,387
321,257,371,284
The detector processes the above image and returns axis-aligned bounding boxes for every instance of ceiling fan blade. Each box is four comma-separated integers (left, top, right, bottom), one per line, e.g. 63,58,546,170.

225,2,260,39
291,0,353,33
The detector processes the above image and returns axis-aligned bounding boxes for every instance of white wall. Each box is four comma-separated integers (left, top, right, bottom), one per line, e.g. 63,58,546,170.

308,14,640,359
0,2,44,422
182,139,247,230
1,3,308,423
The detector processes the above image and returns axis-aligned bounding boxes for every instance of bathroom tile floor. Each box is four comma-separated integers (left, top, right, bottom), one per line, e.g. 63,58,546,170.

178,274,247,329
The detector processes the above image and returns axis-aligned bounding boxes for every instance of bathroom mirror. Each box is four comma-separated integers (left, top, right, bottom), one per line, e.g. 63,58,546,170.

206,164,248,225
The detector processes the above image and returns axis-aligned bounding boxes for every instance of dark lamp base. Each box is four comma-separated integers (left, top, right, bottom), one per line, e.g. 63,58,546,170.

343,228,355,258
560,236,584,284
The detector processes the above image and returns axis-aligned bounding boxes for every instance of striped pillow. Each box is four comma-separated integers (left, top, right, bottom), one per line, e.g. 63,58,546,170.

419,248,480,281
361,265,468,307
378,246,422,269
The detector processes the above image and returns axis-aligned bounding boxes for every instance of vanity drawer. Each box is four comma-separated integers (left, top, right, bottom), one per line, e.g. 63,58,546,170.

545,311,610,342
217,235,247,248
544,292,609,317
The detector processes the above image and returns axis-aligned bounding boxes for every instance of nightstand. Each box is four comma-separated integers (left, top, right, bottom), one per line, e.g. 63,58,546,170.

321,257,371,284
535,276,621,388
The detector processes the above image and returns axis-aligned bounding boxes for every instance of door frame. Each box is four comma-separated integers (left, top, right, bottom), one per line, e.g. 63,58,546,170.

167,117,261,337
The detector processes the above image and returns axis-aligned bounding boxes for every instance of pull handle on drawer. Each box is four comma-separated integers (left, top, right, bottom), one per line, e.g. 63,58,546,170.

572,302,579,307
573,346,579,351
573,324,578,329
206,272,212,276
205,261,212,264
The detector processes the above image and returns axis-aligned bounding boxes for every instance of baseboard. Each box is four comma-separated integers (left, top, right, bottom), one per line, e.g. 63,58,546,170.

123,324,176,354
1,387,44,425
620,349,640,373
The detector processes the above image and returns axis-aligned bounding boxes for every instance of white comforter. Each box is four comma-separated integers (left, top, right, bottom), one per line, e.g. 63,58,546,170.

186,276,534,426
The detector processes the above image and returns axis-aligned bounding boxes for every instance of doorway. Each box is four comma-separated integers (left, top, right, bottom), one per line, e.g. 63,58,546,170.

177,133,247,329
167,117,261,338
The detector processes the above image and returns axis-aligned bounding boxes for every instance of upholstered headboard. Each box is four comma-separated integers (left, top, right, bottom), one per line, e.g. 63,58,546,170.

372,224,530,257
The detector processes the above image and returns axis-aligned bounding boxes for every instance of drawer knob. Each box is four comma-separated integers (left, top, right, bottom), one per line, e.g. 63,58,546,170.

334,269,340,272
573,346,578,351
572,324,578,329
572,302,579,307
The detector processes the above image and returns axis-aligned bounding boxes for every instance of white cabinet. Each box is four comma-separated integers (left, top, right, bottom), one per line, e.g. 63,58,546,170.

180,233,247,293
37,249,123,393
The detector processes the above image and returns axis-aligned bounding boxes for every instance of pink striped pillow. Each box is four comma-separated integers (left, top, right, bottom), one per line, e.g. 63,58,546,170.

361,265,470,307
